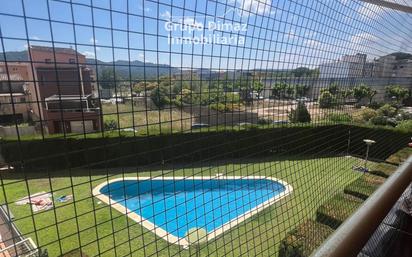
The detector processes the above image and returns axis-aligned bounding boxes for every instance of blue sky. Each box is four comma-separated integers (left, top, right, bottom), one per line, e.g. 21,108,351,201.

1,0,411,70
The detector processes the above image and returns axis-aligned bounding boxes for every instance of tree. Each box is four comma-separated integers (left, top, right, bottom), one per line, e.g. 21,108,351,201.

294,84,309,97
271,82,287,98
386,85,409,103
288,102,311,123
151,86,171,108
352,84,372,103
319,91,336,108
252,81,264,97
99,68,118,89
366,88,377,104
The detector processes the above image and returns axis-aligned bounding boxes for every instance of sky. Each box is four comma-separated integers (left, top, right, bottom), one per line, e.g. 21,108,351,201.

0,0,412,70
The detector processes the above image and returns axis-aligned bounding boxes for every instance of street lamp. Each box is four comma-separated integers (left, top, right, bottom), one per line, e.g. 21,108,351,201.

363,139,376,172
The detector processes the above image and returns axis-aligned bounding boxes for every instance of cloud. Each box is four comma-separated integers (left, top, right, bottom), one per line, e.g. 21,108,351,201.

350,32,377,45
304,39,322,47
220,0,273,17
30,36,40,40
82,51,95,58
89,37,98,44
236,0,272,16
161,10,171,20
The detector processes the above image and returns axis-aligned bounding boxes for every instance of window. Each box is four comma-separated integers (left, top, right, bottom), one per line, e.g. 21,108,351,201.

20,97,26,103
45,58,52,63
69,58,75,64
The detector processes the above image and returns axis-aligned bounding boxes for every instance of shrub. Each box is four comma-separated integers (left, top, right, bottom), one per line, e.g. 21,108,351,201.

370,116,397,127
352,108,377,123
318,91,336,108
209,103,231,112
367,101,382,110
396,120,412,132
325,113,352,122
257,118,273,125
289,102,311,123
377,104,397,118
104,119,118,130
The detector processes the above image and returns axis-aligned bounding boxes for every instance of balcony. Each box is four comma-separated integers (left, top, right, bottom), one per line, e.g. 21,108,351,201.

44,94,99,113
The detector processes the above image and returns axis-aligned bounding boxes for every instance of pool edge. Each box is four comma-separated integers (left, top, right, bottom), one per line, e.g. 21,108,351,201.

92,176,293,247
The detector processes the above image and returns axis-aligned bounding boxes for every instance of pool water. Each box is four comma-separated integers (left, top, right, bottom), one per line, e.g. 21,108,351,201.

98,177,289,241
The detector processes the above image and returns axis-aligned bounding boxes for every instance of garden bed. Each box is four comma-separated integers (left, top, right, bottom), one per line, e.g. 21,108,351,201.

344,174,385,200
316,193,364,229
278,219,334,257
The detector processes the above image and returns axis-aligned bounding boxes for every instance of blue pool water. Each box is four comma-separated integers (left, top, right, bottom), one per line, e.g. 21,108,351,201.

99,178,286,239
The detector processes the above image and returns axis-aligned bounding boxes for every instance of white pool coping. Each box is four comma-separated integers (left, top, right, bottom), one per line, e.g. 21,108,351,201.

92,175,293,247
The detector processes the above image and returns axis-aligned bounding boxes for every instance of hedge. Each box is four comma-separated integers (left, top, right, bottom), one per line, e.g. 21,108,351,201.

1,125,409,172
278,220,334,257
316,193,364,229
344,174,385,200
369,163,397,178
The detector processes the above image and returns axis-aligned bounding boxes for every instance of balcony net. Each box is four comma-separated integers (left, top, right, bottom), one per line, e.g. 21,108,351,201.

0,0,411,257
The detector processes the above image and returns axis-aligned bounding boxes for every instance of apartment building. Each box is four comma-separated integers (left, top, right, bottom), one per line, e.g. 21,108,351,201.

0,63,33,125
28,45,101,134
319,53,367,79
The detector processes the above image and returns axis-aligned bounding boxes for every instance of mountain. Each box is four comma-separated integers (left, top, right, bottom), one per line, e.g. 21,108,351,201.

0,50,29,61
86,59,180,80
0,50,179,79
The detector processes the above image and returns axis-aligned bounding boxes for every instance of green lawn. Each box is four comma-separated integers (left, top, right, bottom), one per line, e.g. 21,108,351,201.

0,156,363,257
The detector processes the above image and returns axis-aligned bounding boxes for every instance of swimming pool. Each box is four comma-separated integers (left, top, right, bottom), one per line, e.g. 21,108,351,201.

93,176,292,246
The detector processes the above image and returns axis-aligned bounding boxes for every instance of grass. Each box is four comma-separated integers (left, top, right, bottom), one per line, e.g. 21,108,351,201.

278,219,334,257
344,174,385,200
0,156,365,257
102,103,193,135
316,193,364,229
385,147,412,165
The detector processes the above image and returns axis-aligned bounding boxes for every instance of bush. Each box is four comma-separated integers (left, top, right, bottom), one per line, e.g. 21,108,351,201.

396,120,412,132
377,104,397,118
318,91,336,108
103,119,118,130
209,103,231,112
289,102,311,123
325,113,352,122
370,116,397,127
352,108,377,123
257,118,273,125
367,101,383,110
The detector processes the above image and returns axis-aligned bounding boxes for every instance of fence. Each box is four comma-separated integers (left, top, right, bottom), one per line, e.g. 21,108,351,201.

0,0,411,257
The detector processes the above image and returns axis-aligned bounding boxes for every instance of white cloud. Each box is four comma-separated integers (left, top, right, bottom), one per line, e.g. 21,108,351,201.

89,37,98,44
350,32,377,45
236,0,272,16
82,51,95,58
30,36,40,40
161,10,171,20
304,39,321,47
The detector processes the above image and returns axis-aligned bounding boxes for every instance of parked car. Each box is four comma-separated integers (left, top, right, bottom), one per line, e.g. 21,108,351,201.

296,97,311,102
191,123,209,129
272,120,289,125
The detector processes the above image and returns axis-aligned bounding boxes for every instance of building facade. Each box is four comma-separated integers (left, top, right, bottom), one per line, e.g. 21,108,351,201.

28,46,101,134
0,63,33,125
